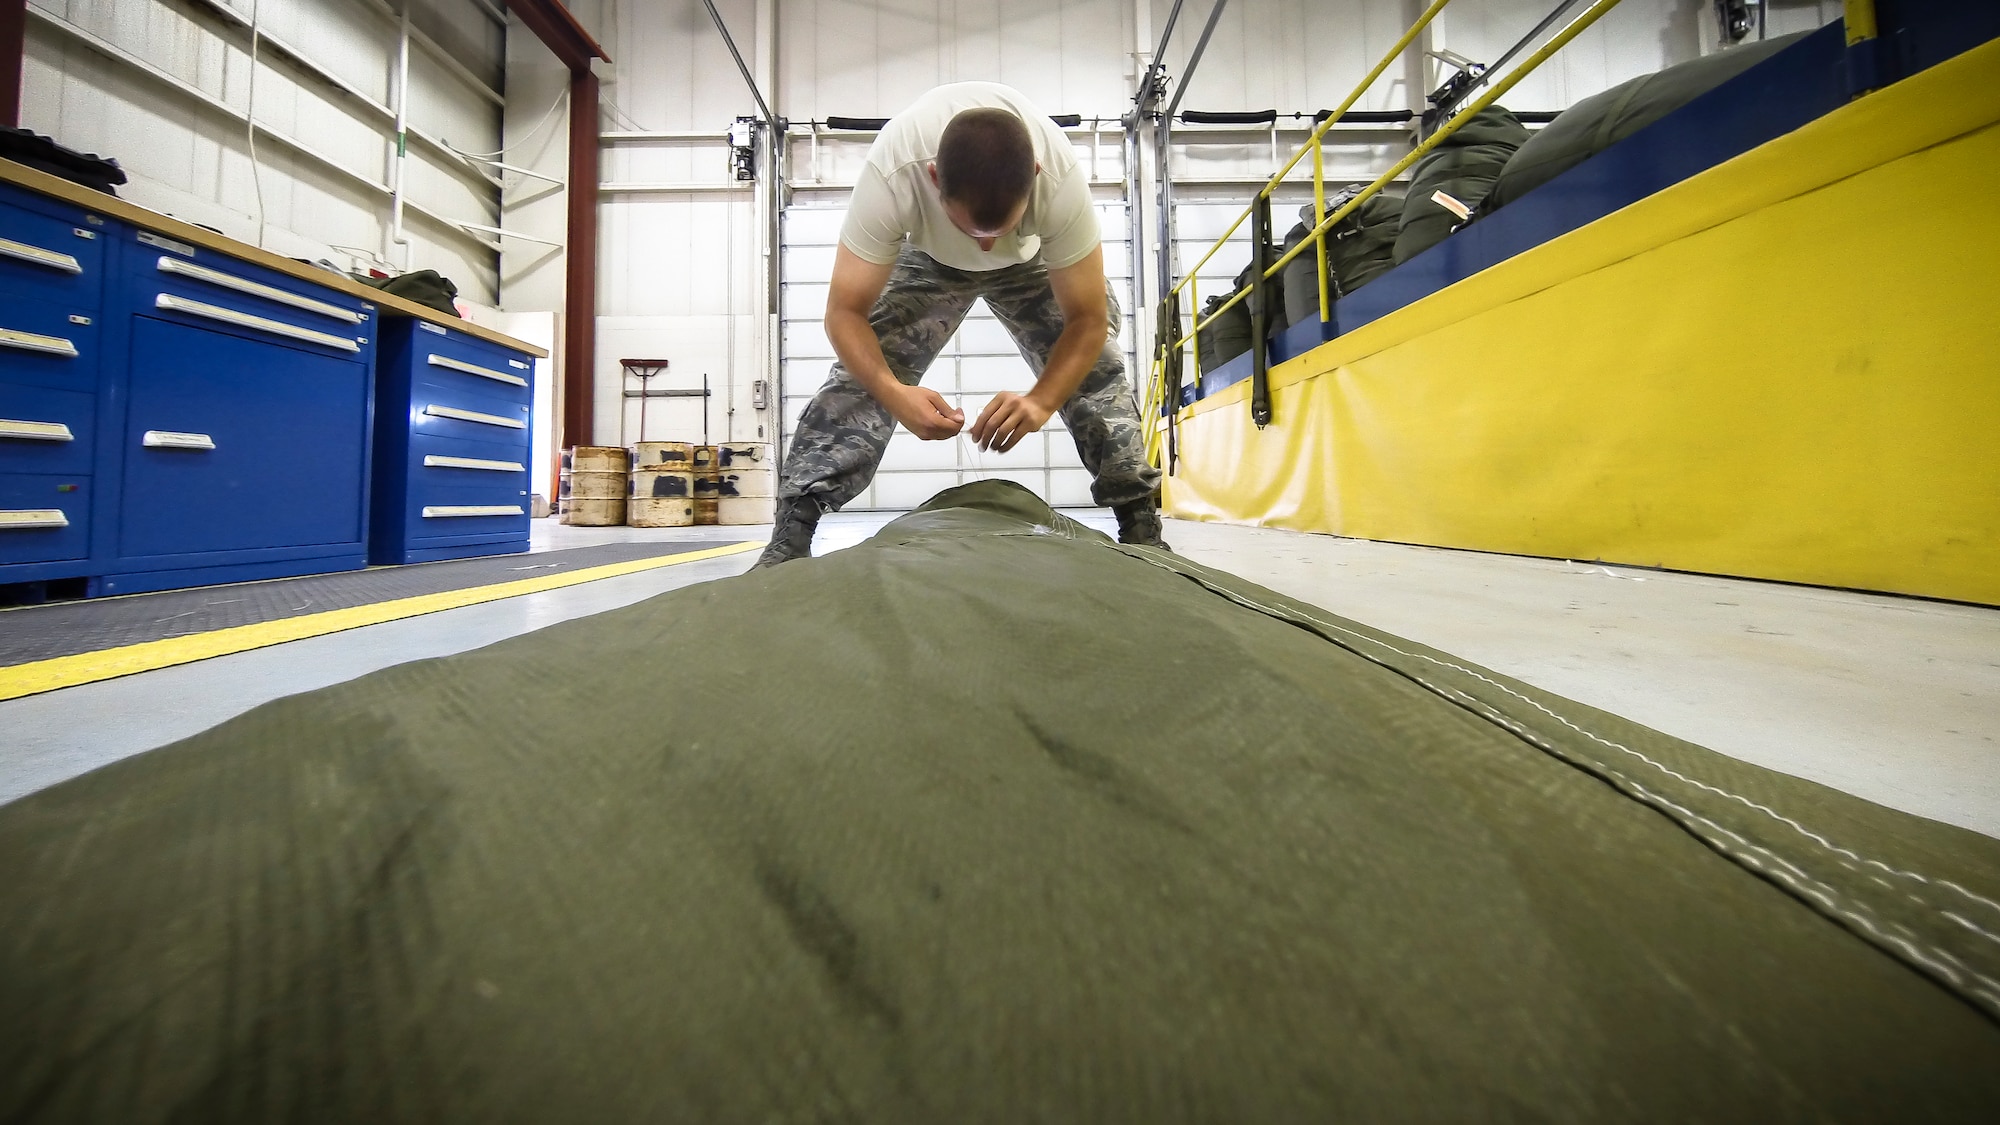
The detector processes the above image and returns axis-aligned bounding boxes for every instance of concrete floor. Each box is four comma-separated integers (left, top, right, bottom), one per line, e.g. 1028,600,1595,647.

4,511,1996,839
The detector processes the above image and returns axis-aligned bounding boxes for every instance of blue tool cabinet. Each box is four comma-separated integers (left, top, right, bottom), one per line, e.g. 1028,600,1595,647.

0,181,108,584
370,318,533,564
0,162,544,597
94,225,378,595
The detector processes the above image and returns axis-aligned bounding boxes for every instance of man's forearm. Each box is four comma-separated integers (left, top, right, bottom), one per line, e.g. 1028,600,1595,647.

1027,315,1108,411
826,307,902,404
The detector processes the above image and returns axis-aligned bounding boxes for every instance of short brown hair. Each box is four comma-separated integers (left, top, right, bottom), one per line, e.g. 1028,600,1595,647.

935,108,1035,229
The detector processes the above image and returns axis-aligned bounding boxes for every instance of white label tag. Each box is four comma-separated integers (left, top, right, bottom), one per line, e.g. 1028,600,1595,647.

1430,190,1472,221
137,230,195,257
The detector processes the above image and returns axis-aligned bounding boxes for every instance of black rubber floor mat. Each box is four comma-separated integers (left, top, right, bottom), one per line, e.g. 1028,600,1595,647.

0,541,750,667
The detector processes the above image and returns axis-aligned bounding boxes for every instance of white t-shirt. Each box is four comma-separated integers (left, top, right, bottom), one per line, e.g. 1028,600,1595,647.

839,82,1099,273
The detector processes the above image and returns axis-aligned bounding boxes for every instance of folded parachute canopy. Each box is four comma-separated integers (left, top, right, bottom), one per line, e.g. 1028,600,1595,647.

4,481,1999,1122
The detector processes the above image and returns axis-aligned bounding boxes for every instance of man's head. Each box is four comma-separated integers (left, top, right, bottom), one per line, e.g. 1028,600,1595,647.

928,108,1038,251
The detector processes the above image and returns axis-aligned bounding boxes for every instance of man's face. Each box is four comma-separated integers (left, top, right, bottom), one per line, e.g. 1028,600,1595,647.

928,163,1037,252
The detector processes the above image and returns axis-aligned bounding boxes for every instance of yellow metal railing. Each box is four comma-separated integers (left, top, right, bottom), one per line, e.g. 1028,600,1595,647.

1144,0,1627,461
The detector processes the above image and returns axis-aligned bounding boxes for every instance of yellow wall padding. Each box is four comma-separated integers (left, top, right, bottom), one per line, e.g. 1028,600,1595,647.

1166,37,2000,606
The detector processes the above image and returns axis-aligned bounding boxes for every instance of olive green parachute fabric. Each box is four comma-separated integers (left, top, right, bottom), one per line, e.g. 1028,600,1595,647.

1394,106,1531,264
1484,31,1808,213
1194,289,1251,373
1282,190,1405,321
4,480,2000,1123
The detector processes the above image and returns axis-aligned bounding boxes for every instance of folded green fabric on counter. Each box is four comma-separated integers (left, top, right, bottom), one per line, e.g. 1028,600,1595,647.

4,480,1998,1123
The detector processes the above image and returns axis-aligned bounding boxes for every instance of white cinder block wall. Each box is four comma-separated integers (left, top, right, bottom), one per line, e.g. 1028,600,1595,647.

19,0,508,303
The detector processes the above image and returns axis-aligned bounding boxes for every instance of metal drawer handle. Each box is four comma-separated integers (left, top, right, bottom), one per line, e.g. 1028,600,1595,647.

0,509,69,529
428,353,528,387
422,504,524,518
153,294,361,353
422,404,527,429
142,430,217,451
0,236,82,274
156,257,362,323
424,454,525,472
0,327,79,358
0,419,75,442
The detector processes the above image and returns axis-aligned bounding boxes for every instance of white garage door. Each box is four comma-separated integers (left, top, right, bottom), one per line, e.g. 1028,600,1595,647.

778,193,1136,512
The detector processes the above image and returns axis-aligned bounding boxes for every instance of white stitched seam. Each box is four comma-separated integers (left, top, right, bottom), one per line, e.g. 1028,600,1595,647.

1122,544,2000,927
1416,664,2000,988
1410,674,2000,1003
1340,615,2000,930
1113,543,2000,989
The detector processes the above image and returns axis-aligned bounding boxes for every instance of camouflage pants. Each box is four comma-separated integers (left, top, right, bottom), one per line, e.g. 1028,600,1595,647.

781,246,1162,510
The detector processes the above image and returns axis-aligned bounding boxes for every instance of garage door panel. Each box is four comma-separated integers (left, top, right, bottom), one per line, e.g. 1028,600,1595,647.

1048,468,1095,507
966,469,1047,496
783,358,833,389
1047,435,1085,469
783,284,830,320
953,319,1019,356
784,321,836,359
958,356,1032,393
783,244,839,278
871,471,960,509
785,209,846,244
879,433,960,471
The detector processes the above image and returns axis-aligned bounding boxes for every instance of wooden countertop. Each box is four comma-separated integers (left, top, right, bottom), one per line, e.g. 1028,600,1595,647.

0,157,550,359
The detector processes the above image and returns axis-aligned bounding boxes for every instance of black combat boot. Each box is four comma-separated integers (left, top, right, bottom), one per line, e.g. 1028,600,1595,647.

1112,498,1171,551
753,496,824,568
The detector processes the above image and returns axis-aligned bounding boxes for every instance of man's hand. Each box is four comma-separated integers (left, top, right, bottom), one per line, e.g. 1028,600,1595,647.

970,391,1055,452
823,247,964,441
888,384,966,440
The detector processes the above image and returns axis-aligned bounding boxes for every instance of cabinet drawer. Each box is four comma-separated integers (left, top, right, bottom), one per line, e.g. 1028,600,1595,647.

405,473,529,541
408,431,531,481
408,317,534,374
0,297,99,391
0,190,106,309
411,346,534,406
119,316,369,560
0,472,90,565
409,429,531,469
0,383,94,475
407,390,533,446
128,232,373,361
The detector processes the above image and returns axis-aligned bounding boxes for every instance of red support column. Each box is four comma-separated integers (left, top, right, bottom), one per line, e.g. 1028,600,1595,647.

504,1,609,451
1,0,26,128
563,67,599,446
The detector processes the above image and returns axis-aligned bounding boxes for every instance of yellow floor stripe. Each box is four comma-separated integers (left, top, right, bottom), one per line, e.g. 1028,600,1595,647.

0,541,762,703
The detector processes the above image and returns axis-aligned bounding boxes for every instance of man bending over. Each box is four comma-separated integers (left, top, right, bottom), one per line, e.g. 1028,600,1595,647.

757,82,1167,567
